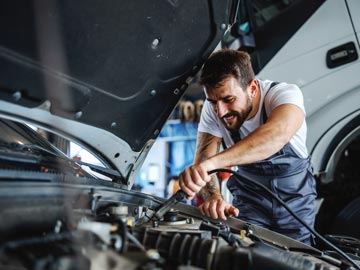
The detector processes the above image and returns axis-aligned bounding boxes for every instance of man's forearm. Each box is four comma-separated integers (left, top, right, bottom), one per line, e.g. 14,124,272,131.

199,174,222,201
193,131,223,201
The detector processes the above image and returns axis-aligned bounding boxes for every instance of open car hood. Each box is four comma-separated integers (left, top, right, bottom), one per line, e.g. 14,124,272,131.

0,0,238,188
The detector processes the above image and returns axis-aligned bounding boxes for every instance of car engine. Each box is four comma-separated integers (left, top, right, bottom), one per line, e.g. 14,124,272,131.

0,181,359,270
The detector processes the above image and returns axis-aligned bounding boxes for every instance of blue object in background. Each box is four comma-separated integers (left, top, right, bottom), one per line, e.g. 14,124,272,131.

160,121,198,177
134,120,198,198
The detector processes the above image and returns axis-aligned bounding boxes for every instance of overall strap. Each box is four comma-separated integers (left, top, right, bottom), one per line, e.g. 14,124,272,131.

222,130,241,149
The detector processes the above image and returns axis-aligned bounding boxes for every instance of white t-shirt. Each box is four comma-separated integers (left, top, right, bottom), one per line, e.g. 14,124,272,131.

198,79,308,158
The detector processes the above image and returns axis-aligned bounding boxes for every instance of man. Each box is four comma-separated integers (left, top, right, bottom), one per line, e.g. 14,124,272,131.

178,49,317,244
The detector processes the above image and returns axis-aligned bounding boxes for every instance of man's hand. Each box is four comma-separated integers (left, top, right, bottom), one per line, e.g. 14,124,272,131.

199,194,239,220
178,161,213,199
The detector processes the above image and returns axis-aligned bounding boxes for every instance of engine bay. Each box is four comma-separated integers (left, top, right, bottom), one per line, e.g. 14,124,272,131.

0,182,358,270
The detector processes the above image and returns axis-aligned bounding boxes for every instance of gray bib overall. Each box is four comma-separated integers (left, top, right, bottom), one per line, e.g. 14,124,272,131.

226,82,317,244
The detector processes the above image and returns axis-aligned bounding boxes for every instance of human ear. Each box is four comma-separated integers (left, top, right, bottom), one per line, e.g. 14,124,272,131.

248,79,258,97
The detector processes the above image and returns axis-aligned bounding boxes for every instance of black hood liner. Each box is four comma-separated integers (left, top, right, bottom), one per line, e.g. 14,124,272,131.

0,0,235,151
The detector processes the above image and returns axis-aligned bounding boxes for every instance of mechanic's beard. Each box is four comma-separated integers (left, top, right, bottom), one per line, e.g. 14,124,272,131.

222,99,252,132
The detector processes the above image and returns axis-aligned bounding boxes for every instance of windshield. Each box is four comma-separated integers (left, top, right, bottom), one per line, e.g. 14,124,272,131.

0,119,62,154
0,118,114,182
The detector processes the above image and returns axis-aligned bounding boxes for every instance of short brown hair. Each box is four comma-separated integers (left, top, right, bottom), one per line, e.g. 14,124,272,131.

199,49,255,91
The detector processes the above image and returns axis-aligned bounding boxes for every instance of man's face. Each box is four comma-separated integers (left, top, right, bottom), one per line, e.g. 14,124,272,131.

205,76,253,132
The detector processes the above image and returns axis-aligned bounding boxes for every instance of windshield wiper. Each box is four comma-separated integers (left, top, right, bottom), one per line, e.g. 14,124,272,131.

69,159,129,185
